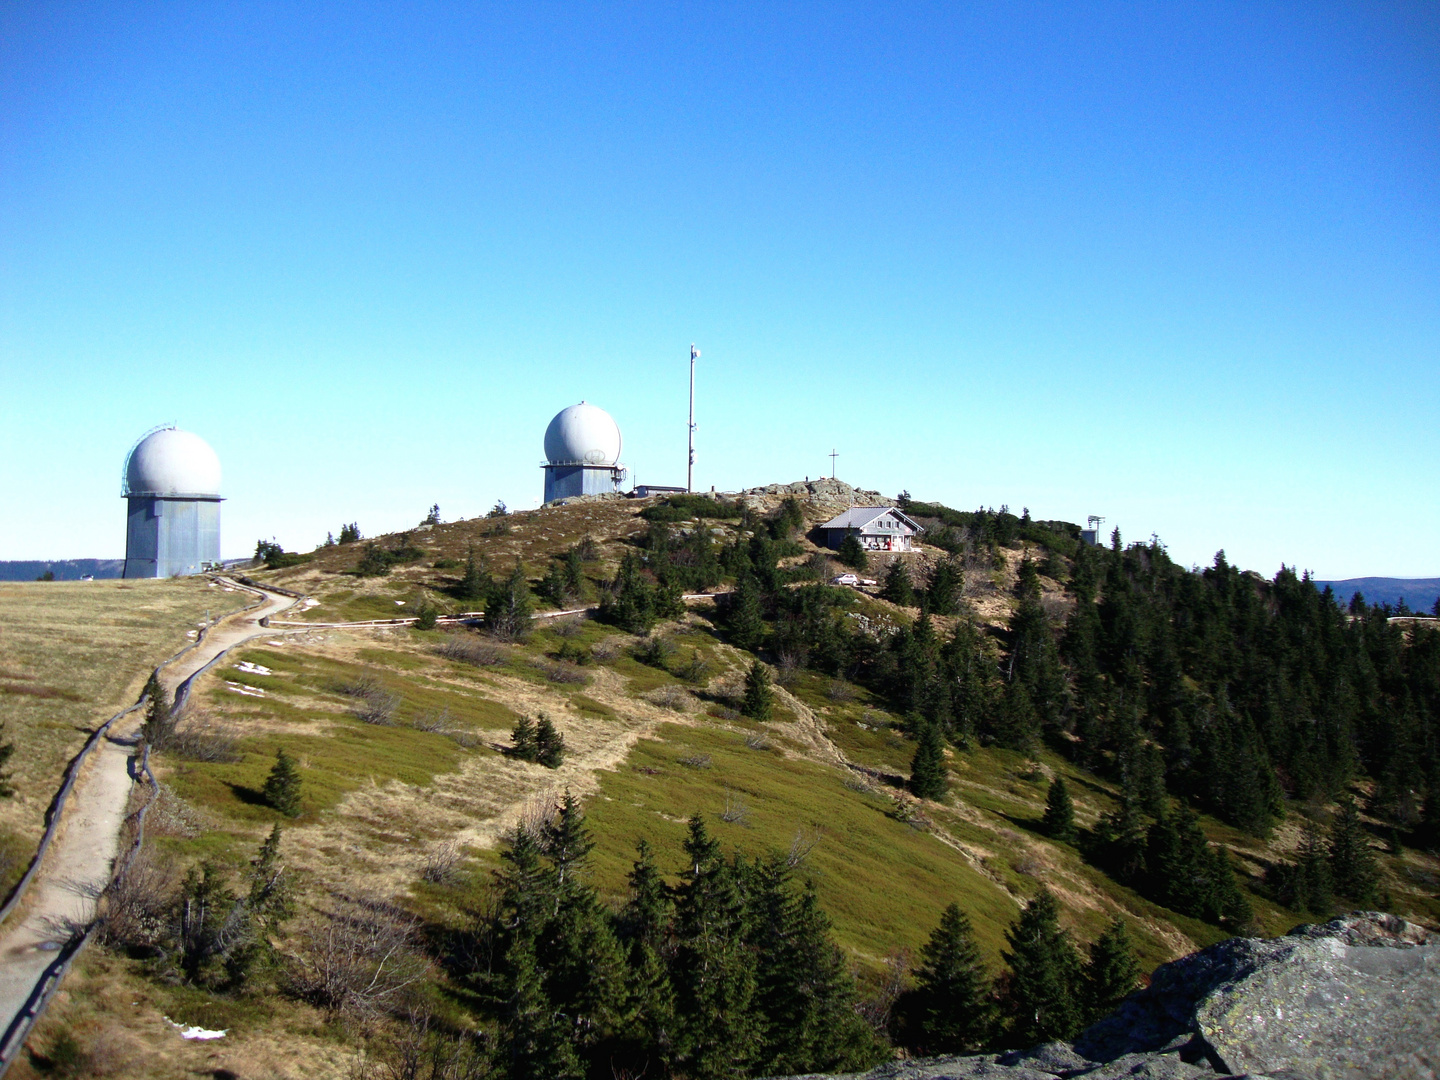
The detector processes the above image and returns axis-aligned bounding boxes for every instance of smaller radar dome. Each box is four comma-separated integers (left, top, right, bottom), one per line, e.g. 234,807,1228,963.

544,402,622,466
124,427,222,498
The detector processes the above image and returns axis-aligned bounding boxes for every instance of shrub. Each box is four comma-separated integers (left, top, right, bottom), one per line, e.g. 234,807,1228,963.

413,600,439,630
640,494,745,523
355,543,391,578
287,893,427,1017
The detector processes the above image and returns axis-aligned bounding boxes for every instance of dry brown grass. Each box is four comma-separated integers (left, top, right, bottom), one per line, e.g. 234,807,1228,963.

0,577,243,852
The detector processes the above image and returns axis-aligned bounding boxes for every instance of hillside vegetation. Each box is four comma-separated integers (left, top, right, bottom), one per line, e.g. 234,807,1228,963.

0,577,244,896
19,483,1440,1080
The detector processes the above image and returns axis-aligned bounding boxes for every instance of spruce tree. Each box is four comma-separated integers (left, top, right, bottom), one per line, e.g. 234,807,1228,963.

261,748,302,817
671,816,759,1080
908,722,948,800
1084,917,1141,1023
993,680,1040,752
753,875,883,1076
563,547,586,600
0,719,12,797
914,903,995,1053
535,796,628,1054
459,544,488,603
1279,818,1333,913
499,934,584,1080
140,672,174,750
926,556,964,616
836,535,868,571
880,560,916,607
615,840,678,1071
535,715,566,769
741,661,775,721
510,715,538,761
486,562,534,641
1002,887,1085,1045
726,573,766,653
1328,795,1380,905
540,559,571,608
1043,776,1077,844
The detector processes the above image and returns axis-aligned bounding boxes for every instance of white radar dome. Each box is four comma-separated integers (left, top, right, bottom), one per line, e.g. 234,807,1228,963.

124,427,222,498
544,402,622,466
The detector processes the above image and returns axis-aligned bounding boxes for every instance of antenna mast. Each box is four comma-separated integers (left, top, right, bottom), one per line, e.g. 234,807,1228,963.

687,344,699,492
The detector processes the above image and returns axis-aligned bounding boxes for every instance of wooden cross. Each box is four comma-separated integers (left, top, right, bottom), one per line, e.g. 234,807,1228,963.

829,449,838,479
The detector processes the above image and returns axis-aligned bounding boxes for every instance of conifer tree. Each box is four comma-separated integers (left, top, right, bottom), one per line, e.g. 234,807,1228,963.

619,839,672,948
0,719,13,797
535,715,566,769
836,535,868,571
1043,776,1077,844
1277,818,1333,913
1084,917,1141,1022
498,934,584,1080
459,544,488,603
540,559,571,608
563,547,586,600
509,715,538,761
741,660,775,722
1001,887,1085,1044
992,680,1040,752
1328,795,1380,905
671,816,759,1080
753,874,883,1075
261,748,302,817
535,796,628,1054
1090,795,1148,887
880,560,916,607
726,573,766,653
615,840,678,1070
486,562,534,641
926,557,964,616
908,722,948,800
140,672,174,750
600,551,659,634
913,903,994,1053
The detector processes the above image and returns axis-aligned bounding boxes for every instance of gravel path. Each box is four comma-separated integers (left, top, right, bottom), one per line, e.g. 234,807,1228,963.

0,580,299,1058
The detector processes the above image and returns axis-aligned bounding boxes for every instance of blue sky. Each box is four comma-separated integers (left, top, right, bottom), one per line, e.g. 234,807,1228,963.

1,2,1435,577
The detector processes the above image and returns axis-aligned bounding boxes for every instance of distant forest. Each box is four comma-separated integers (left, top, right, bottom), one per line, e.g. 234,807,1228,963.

0,558,124,581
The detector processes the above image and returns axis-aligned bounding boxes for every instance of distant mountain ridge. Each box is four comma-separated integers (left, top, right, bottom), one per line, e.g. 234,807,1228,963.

1314,576,1440,613
0,559,125,581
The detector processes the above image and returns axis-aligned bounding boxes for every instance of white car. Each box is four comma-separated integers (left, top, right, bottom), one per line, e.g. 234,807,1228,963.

830,573,860,586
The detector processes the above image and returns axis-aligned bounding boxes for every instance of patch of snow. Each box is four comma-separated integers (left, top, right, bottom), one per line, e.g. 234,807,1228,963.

395,600,406,605
163,1016,227,1041
267,640,286,646
225,682,265,697
235,661,272,676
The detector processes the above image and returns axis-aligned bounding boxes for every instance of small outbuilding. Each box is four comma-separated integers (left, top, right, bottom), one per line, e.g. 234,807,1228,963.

819,506,923,553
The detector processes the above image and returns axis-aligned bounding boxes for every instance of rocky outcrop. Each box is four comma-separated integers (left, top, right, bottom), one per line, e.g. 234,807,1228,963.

785,913,1437,1080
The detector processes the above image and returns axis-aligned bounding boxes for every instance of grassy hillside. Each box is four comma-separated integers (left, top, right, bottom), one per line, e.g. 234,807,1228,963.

0,577,245,893
17,487,1440,1080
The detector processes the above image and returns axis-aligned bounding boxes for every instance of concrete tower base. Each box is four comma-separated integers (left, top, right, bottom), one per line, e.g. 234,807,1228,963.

123,497,221,578
543,465,625,504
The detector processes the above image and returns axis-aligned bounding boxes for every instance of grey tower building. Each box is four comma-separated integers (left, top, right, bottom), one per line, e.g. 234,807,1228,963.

122,426,223,578
542,402,626,503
